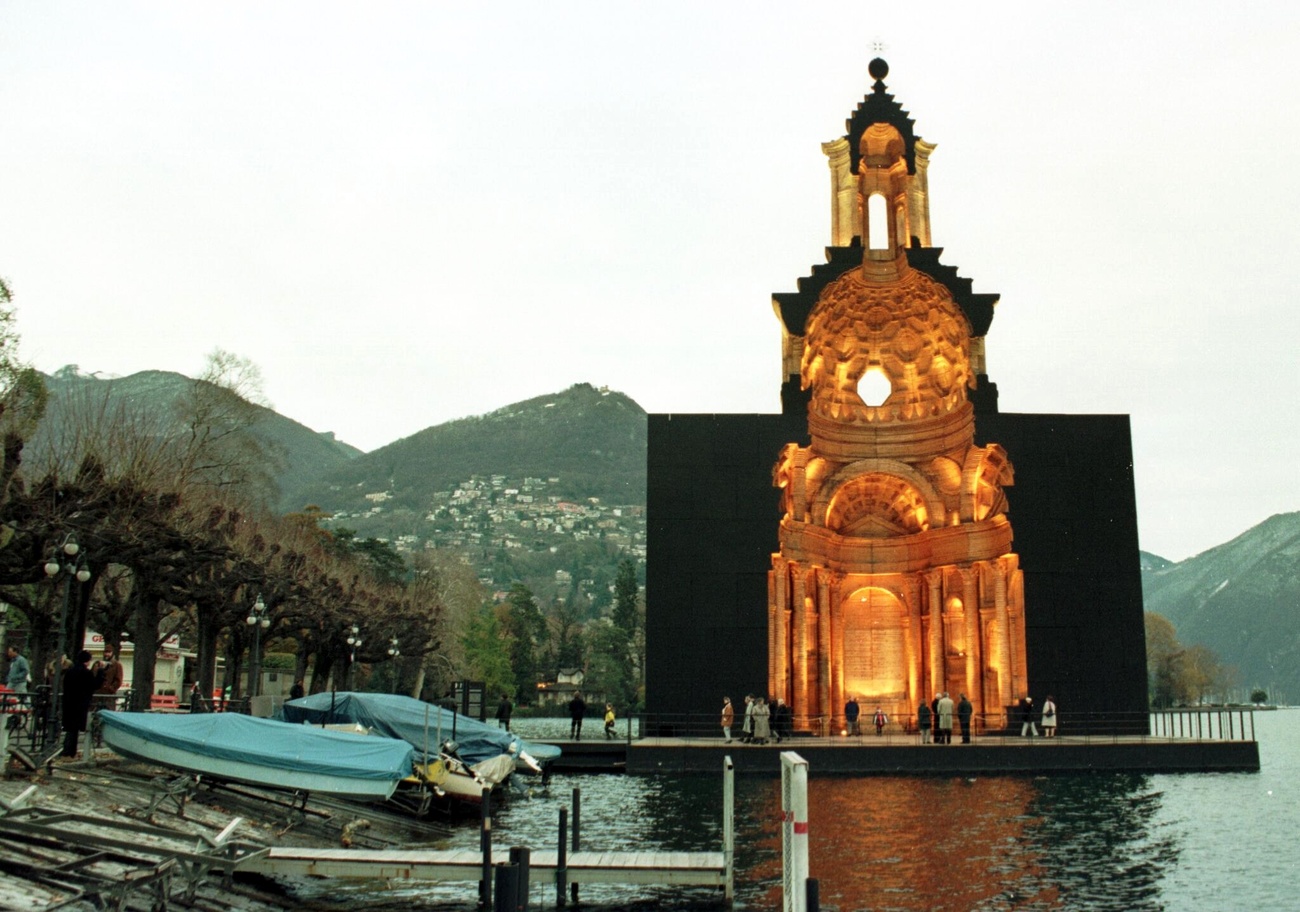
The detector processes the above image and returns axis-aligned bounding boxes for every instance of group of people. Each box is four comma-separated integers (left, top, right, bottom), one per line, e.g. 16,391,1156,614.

916,692,973,744
2,642,127,760
720,694,792,745
57,644,125,760
565,692,618,740
1017,695,1058,737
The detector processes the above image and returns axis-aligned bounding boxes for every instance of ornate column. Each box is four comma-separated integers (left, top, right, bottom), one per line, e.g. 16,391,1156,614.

964,564,981,708
994,560,1012,707
905,575,923,708
927,571,944,697
792,566,809,719
829,573,844,734
814,570,830,724
771,562,788,701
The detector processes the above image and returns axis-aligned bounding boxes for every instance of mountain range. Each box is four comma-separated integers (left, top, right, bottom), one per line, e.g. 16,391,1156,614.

33,367,1299,699
1141,512,1300,704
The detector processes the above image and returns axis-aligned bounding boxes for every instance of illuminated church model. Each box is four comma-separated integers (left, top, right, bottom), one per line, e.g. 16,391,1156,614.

768,59,1026,730
646,60,1148,738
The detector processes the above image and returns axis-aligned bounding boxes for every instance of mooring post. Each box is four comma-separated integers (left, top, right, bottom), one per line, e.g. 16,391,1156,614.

723,755,735,902
479,787,493,909
493,863,519,912
556,806,568,908
509,845,530,911
570,787,581,904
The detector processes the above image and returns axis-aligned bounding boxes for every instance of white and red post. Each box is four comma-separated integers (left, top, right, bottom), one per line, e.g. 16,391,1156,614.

780,750,810,912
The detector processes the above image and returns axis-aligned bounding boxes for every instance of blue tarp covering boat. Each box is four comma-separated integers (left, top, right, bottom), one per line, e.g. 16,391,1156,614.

278,692,561,769
99,710,417,799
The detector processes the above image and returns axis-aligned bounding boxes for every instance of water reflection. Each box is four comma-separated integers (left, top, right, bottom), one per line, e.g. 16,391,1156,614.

732,774,1173,912
269,712,1294,910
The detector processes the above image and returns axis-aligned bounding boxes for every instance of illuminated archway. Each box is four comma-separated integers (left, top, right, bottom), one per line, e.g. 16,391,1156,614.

840,587,907,702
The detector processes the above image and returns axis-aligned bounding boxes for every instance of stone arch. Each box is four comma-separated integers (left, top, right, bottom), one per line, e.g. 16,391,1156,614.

960,445,1013,522
813,457,944,530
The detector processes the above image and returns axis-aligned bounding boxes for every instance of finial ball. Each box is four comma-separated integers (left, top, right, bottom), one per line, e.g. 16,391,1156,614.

868,58,889,81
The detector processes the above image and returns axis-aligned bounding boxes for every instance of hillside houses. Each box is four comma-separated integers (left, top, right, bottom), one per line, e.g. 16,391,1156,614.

327,472,646,571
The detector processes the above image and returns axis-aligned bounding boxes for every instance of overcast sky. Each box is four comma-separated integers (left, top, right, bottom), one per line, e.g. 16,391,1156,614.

3,2,1298,563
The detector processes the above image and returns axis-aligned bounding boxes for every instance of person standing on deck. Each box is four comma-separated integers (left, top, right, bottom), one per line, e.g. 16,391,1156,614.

751,696,771,745
918,700,933,744
1041,695,1057,738
721,696,734,743
937,692,955,744
568,691,587,740
603,702,616,739
957,693,974,743
1019,696,1039,737
742,694,755,743
773,698,791,743
844,696,860,736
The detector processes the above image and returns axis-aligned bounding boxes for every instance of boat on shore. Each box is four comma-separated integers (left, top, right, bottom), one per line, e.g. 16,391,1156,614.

279,692,561,809
279,692,560,772
98,710,417,800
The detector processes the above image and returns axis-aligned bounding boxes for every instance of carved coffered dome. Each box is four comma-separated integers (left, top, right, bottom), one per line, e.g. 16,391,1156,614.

801,266,971,426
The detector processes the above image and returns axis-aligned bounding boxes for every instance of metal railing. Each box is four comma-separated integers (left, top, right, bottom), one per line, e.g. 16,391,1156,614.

631,708,1258,745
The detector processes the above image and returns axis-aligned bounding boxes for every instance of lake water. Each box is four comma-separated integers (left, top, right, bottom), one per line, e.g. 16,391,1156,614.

290,709,1297,911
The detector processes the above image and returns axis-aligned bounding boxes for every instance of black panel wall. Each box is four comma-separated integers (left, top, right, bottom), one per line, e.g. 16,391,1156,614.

645,411,1149,735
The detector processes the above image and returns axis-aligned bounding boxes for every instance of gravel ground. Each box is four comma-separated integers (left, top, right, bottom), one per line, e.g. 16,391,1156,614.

0,747,454,911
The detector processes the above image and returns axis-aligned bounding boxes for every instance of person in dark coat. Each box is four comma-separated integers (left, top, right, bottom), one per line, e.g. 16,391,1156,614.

59,650,97,759
568,692,587,740
496,693,513,731
772,698,792,743
290,679,305,701
957,693,974,743
1019,696,1039,737
844,697,860,736
918,700,933,744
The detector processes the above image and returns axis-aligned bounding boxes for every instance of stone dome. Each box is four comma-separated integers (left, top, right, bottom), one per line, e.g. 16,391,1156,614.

801,266,971,424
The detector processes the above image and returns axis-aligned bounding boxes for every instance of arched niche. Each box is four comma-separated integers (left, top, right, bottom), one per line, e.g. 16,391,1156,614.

840,586,908,703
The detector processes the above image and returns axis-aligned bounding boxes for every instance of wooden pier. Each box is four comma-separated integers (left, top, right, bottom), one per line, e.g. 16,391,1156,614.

240,845,729,888
238,755,736,904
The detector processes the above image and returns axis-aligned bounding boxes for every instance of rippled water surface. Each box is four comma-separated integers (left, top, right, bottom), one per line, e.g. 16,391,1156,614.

288,710,1297,911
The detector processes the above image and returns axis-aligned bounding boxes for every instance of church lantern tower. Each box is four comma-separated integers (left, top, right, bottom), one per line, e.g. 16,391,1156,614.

768,59,1028,731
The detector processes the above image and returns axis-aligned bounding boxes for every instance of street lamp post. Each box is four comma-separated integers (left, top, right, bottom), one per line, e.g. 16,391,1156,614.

43,535,91,745
387,637,401,694
245,595,269,699
346,624,363,692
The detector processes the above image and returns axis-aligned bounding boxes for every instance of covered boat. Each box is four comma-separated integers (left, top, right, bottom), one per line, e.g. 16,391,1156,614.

279,692,561,772
98,710,416,800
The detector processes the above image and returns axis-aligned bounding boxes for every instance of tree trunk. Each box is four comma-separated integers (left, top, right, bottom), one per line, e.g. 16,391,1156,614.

194,605,223,704
127,592,162,712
